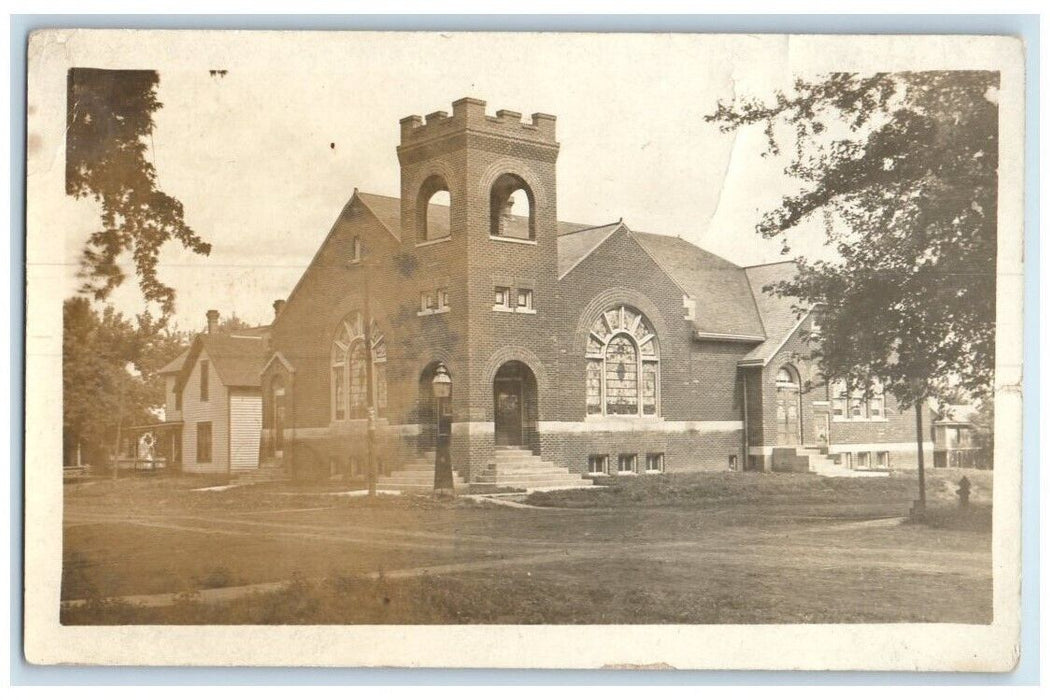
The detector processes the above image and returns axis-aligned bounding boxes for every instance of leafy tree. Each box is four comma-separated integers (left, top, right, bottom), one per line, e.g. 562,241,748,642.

63,297,188,466
66,68,211,317
708,71,998,507
215,312,262,334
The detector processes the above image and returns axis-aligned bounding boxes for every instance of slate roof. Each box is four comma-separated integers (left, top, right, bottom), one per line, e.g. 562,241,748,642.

739,261,811,366
158,349,190,375
630,231,766,340
340,191,812,356
357,191,594,246
169,333,270,390
556,222,623,277
199,334,269,387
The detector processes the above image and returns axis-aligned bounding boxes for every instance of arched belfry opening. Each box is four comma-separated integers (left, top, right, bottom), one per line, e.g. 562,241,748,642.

489,173,535,240
493,360,539,451
417,174,452,242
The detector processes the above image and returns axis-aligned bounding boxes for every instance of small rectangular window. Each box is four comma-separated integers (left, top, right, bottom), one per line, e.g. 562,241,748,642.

842,453,853,470
196,422,212,463
646,453,665,473
876,451,889,469
494,286,511,310
174,387,182,412
516,288,533,310
618,453,638,474
351,236,361,262
856,452,871,470
420,291,434,313
587,454,609,475
436,287,449,311
199,360,209,401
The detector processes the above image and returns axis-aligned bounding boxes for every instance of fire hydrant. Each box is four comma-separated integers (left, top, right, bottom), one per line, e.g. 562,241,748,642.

957,476,971,508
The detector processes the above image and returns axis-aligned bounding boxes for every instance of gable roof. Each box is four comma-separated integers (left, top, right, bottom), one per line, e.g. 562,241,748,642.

158,349,190,375
556,222,624,278
172,333,270,390
739,261,811,366
629,231,766,340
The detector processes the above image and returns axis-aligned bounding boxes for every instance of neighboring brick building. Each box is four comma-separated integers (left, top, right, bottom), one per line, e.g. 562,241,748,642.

260,97,933,485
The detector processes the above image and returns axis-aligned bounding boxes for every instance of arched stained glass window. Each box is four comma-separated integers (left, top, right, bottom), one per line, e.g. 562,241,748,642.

331,312,387,421
585,305,660,417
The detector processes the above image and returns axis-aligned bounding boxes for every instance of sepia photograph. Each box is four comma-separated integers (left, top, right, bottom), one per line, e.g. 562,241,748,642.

23,30,1024,669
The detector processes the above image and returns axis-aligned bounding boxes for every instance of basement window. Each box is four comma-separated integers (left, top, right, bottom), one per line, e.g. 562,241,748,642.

618,453,638,474
646,453,665,473
587,454,609,475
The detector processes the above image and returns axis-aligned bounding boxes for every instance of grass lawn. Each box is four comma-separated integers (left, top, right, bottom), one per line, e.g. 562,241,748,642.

61,468,993,625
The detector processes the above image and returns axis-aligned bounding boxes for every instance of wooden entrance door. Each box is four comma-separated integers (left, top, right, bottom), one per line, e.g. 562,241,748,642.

776,386,801,446
494,380,523,446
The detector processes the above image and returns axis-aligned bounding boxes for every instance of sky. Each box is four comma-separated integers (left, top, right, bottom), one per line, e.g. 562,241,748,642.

33,31,830,333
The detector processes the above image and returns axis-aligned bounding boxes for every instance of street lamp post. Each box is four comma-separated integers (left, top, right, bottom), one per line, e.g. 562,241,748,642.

431,363,454,497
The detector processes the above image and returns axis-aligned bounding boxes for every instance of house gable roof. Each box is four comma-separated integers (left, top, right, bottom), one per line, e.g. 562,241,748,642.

158,349,190,375
173,333,269,390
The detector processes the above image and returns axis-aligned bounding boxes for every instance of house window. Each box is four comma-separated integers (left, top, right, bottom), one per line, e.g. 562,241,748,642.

351,236,361,263
199,360,209,401
419,291,435,314
436,288,449,311
876,451,889,469
842,452,853,470
585,305,660,418
618,453,638,474
646,453,665,473
331,312,388,420
494,286,512,311
196,422,212,463
588,454,609,475
856,452,871,470
174,387,182,412
516,289,534,312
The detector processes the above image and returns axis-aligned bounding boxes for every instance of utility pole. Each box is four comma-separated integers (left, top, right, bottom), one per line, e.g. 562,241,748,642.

362,243,377,498
914,401,927,518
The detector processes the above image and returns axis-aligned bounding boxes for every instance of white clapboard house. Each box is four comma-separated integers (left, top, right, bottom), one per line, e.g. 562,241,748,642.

157,310,269,475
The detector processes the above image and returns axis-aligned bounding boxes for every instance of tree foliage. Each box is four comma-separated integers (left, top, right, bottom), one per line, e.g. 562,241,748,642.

63,297,188,465
66,68,211,317
707,71,998,408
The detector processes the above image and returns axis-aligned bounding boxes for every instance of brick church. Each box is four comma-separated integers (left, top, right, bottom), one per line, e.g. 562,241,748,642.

258,97,930,487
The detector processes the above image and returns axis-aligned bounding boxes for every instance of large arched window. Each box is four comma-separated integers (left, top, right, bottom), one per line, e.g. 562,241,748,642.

585,305,659,417
331,312,387,421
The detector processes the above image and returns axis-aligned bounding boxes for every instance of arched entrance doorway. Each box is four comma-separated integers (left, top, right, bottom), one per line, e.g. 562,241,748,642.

774,365,803,446
271,375,286,458
493,361,538,449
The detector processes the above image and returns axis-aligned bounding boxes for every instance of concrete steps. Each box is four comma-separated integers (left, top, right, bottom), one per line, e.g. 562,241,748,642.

376,452,465,492
475,448,588,489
